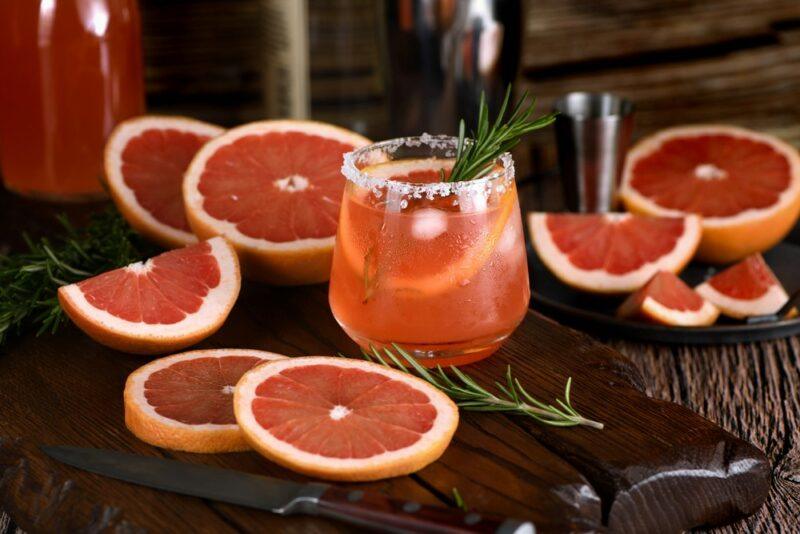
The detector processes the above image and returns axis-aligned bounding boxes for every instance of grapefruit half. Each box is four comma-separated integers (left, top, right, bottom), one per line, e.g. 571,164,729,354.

617,271,719,326
58,237,240,355
695,253,791,319
620,125,800,263
105,116,224,248
234,356,459,481
125,348,285,453
183,120,371,285
528,212,702,293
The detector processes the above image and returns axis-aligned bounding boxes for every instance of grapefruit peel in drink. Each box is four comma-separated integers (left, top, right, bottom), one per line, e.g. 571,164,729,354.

125,348,285,453
337,158,517,300
528,212,702,294
58,237,240,355
104,115,224,248
183,120,371,285
617,271,719,326
620,125,800,263
233,356,459,481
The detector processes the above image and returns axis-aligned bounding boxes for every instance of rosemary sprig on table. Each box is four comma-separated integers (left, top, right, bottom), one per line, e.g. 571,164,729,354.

359,344,603,429
452,488,468,512
447,86,557,183
0,209,153,346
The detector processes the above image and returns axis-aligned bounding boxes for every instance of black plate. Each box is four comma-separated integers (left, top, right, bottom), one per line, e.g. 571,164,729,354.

528,242,800,344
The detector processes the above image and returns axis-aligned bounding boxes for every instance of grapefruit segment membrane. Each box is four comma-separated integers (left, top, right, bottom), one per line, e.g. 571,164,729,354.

183,120,371,285
234,356,459,481
104,115,224,248
620,125,800,263
528,212,702,294
617,271,719,326
695,254,791,319
58,237,240,354
124,349,286,453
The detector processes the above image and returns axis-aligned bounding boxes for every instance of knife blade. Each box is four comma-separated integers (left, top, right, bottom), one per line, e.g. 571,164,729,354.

42,446,534,534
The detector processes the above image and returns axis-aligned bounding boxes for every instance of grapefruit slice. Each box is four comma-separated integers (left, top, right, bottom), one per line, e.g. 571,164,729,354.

617,271,719,326
105,116,224,248
58,237,240,355
234,356,459,481
125,348,285,452
183,120,371,285
336,158,518,299
620,125,800,263
528,212,702,293
695,254,791,319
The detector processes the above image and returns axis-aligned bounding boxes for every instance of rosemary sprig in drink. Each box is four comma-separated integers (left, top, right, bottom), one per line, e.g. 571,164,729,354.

447,86,557,183
0,209,153,346
360,344,603,429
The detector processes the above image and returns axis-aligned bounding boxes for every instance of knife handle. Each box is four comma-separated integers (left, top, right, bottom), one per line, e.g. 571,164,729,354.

313,485,533,534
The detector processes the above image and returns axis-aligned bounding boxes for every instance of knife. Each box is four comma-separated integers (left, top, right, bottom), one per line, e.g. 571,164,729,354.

42,446,534,534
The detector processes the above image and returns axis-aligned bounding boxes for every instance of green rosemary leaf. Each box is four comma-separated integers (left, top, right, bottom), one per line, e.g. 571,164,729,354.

452,487,468,511
447,86,556,183
369,345,604,430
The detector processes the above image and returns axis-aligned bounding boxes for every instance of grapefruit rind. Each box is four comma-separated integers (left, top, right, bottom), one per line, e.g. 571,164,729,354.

58,237,240,354
183,120,371,285
528,212,702,294
104,116,224,248
620,125,800,263
620,295,719,327
124,348,286,453
695,280,788,320
234,356,459,481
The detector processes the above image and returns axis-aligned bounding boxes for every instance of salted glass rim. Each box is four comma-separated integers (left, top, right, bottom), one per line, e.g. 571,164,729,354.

341,134,514,196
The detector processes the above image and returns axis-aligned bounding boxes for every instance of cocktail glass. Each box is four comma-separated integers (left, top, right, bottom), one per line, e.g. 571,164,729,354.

329,135,529,366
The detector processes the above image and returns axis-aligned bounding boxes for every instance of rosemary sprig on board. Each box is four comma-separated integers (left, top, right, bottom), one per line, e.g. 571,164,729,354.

0,209,153,346
447,86,557,183
360,344,603,429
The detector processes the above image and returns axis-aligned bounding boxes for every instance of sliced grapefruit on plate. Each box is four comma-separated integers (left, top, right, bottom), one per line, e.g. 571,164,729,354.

617,271,719,326
620,125,800,263
234,356,459,481
125,348,285,452
105,116,224,248
58,237,240,355
184,120,371,285
528,212,702,294
695,253,792,319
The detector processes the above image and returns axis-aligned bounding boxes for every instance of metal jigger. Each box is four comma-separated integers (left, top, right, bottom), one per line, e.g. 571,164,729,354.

553,92,635,212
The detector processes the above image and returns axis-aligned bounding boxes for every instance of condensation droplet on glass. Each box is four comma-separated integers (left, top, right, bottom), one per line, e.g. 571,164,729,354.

400,199,408,209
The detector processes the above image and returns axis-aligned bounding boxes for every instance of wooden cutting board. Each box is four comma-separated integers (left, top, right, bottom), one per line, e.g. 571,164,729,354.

0,276,770,533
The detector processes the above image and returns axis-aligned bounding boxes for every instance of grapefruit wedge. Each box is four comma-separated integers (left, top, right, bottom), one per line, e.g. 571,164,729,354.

183,120,370,285
617,271,719,326
695,254,791,319
234,357,459,481
58,237,240,355
125,349,285,452
620,125,800,263
528,212,702,294
105,116,224,248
